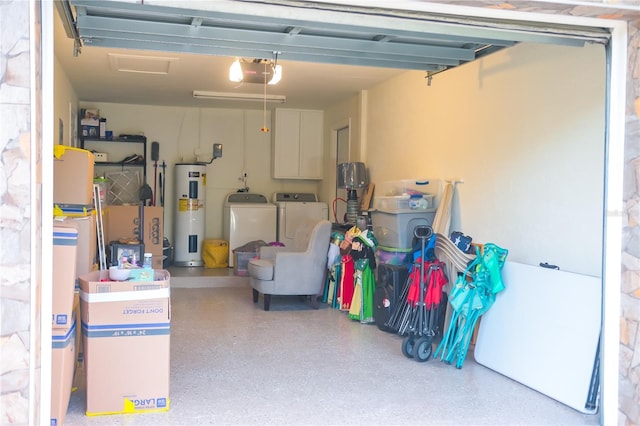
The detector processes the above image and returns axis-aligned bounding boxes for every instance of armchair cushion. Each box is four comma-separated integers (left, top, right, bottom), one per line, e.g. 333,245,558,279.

247,258,273,281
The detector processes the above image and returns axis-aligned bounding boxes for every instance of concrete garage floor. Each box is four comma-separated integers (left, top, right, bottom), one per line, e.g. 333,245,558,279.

64,266,599,425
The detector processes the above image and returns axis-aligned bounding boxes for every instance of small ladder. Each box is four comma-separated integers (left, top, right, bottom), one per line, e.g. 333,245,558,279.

93,183,107,270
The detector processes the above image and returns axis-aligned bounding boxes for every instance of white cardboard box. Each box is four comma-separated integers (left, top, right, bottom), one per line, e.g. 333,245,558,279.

53,216,96,285
51,317,77,426
53,227,78,328
53,146,95,206
79,270,171,416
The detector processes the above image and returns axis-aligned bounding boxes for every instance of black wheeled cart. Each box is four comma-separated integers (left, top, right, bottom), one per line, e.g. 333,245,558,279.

398,225,444,362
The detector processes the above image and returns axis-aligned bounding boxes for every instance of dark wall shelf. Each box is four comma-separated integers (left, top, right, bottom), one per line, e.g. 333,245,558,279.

81,136,147,179
93,161,145,167
82,137,146,144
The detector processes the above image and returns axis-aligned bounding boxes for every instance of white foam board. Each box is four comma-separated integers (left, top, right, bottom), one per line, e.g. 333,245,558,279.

474,261,601,414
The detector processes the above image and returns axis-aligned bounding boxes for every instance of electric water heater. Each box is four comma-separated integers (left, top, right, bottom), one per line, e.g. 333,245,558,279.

174,163,206,266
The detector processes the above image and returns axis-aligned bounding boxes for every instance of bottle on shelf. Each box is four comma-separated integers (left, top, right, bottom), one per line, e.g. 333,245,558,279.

143,253,153,269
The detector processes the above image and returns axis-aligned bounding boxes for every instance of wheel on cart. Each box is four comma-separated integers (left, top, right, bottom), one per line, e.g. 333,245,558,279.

412,337,433,362
401,336,415,358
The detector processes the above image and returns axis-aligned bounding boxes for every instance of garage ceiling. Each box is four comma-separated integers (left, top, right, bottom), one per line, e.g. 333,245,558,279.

55,0,607,108
60,0,523,73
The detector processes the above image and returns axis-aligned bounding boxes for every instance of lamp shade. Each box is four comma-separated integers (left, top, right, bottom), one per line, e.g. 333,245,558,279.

337,162,368,189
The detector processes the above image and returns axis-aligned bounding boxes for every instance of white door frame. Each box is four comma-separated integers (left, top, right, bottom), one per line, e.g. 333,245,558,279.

332,118,351,223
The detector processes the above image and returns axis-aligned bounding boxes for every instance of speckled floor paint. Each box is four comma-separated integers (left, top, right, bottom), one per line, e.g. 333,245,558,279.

64,280,600,426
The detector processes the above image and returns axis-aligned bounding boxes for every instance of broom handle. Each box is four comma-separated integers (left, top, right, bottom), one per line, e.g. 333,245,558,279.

152,161,158,206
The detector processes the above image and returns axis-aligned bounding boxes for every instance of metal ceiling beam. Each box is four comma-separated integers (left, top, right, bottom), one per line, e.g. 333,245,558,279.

69,0,591,46
79,33,454,71
66,0,524,72
76,15,479,62
72,0,599,73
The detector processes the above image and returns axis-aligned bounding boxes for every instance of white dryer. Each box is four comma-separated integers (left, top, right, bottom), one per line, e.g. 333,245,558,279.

223,193,277,267
273,192,328,247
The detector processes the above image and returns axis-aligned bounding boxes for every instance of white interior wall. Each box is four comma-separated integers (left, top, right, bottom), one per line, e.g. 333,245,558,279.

363,42,605,275
69,41,605,274
53,55,78,147
321,95,361,221
77,103,320,243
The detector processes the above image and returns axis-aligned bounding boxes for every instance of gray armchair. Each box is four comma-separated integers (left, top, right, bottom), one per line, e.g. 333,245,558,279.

248,219,331,311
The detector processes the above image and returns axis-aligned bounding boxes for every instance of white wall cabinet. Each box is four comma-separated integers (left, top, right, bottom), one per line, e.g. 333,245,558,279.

273,108,324,179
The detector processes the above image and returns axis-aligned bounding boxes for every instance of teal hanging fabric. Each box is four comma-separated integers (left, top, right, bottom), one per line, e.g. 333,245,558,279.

326,261,342,309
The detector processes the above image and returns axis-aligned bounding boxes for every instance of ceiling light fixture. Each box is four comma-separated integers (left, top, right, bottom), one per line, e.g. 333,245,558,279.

229,58,282,85
193,91,286,103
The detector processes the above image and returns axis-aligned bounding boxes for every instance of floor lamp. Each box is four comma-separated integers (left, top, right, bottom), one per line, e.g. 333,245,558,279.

337,162,368,225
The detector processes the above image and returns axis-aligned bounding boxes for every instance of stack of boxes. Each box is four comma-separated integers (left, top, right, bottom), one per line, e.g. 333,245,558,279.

80,108,106,139
53,139,170,420
52,145,95,425
371,179,442,266
51,227,78,426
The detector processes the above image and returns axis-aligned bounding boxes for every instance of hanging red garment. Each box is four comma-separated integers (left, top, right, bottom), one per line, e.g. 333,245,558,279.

340,255,355,311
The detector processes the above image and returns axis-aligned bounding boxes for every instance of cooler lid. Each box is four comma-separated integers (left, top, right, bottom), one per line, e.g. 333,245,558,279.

273,192,318,202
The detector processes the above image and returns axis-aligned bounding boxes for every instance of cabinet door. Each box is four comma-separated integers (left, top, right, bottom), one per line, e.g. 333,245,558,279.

273,109,323,179
299,110,323,179
273,109,302,179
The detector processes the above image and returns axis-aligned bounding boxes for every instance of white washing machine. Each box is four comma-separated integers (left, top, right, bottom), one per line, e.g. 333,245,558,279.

273,192,328,247
223,193,277,267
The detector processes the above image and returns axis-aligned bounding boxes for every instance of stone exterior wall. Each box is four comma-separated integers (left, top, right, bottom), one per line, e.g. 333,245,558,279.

0,1,637,424
620,18,640,425
0,0,40,424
